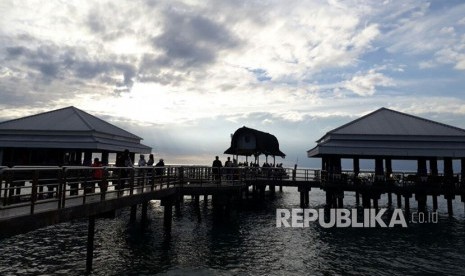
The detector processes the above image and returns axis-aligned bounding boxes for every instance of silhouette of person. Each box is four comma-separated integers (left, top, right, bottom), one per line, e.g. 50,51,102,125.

212,156,223,181
155,158,165,176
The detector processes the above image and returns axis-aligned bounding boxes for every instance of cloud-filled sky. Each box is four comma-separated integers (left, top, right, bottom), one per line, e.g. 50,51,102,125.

1,0,465,168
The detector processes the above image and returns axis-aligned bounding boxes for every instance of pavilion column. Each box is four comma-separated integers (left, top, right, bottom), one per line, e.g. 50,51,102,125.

461,158,465,185
385,158,393,205
430,158,438,176
354,158,360,205
0,149,3,166
443,157,454,216
375,158,384,182
333,156,342,174
416,158,428,213
76,152,83,165
430,157,439,211
101,151,109,166
83,151,92,166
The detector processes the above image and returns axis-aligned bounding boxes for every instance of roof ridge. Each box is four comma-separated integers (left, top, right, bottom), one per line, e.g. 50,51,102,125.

385,108,465,133
0,106,73,126
72,107,143,140
329,107,465,134
327,107,386,135
70,107,94,131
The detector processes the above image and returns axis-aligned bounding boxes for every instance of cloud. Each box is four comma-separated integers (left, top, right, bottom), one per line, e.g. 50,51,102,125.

344,69,395,96
150,7,240,69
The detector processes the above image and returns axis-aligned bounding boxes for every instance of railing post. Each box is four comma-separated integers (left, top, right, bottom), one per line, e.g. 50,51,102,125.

61,168,67,208
129,168,135,195
31,170,39,214
150,167,155,191
56,169,64,209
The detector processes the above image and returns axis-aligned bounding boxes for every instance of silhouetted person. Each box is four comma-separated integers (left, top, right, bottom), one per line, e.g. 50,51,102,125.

225,157,232,180
147,154,155,166
138,154,146,166
92,157,105,195
212,156,223,182
155,158,165,176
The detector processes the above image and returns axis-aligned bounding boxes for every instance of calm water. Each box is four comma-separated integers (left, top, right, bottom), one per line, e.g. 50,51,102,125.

1,188,465,275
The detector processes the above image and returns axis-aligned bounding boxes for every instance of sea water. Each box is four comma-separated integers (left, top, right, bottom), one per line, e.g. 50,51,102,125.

1,188,464,275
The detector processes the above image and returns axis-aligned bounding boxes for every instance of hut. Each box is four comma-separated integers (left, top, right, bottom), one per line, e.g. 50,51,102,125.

224,126,285,165
0,106,151,167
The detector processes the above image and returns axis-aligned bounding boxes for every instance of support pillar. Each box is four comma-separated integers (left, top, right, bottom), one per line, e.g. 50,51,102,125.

337,196,343,208
86,216,96,273
130,205,137,223
416,194,427,213
404,195,411,218
163,204,173,231
375,158,384,181
397,194,402,208
355,191,360,205
204,194,208,206
373,197,378,211
83,151,92,166
269,185,276,198
101,151,109,166
325,190,333,207
446,196,454,217
430,158,438,176
432,195,438,211
387,192,392,206
141,202,148,225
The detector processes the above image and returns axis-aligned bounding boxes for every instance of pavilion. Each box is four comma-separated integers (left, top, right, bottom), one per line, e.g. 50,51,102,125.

307,107,465,178
0,106,151,167
307,107,465,212
224,126,285,165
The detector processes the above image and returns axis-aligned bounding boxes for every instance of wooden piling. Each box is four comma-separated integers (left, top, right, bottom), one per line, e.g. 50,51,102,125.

447,196,454,217
164,204,173,231
86,216,95,273
141,202,148,225
404,195,410,218
432,195,438,211
130,205,137,223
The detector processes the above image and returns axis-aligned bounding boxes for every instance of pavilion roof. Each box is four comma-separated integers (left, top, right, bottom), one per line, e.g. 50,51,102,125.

308,108,465,159
0,106,151,153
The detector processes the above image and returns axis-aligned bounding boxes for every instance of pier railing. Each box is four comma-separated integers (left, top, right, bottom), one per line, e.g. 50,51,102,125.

0,166,185,217
320,169,464,192
0,165,321,213
3,165,462,217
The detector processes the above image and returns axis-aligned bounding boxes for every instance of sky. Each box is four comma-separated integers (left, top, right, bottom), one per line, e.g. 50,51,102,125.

1,0,465,168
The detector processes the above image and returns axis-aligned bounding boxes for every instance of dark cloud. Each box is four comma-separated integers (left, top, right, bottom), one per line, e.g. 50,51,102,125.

149,8,240,69
2,43,136,91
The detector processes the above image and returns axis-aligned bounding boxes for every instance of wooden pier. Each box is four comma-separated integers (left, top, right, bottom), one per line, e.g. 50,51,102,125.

1,165,465,272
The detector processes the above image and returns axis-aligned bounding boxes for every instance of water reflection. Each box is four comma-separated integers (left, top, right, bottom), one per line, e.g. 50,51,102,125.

0,189,464,275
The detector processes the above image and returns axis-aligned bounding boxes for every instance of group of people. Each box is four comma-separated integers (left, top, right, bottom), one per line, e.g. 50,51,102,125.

89,149,166,194
211,156,287,182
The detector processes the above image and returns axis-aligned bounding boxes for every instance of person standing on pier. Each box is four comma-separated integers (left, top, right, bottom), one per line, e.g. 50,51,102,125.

92,157,106,196
147,154,155,166
225,157,233,181
155,158,165,177
212,156,223,183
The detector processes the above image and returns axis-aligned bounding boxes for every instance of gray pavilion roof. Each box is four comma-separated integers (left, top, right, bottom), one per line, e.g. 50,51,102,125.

308,108,465,159
0,106,151,153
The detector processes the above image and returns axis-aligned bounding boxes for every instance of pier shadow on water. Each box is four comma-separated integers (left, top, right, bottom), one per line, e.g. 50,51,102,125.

1,188,465,275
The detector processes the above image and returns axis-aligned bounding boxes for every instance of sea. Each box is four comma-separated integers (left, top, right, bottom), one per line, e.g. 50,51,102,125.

1,188,464,276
